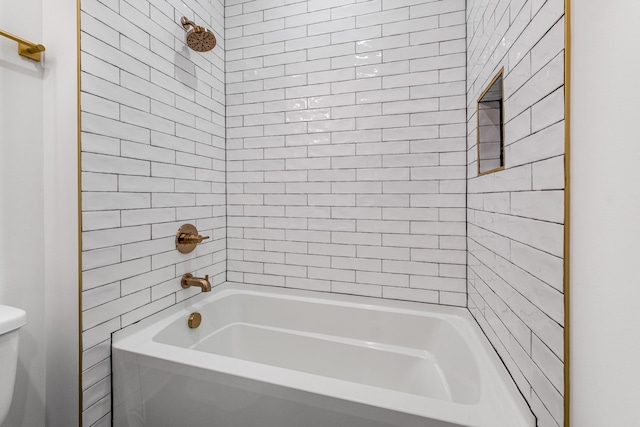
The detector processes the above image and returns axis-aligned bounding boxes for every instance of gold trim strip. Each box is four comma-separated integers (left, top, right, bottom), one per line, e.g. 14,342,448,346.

564,0,572,426
477,165,505,177
0,28,45,61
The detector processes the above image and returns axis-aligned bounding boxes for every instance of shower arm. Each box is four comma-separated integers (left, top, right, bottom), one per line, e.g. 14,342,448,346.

181,17,201,32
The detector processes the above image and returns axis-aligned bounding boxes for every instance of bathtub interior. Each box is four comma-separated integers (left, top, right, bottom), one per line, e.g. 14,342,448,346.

152,291,480,405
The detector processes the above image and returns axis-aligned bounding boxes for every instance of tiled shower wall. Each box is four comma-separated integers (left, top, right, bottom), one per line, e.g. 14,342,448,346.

76,0,569,425
466,0,565,426
79,0,225,424
225,0,469,304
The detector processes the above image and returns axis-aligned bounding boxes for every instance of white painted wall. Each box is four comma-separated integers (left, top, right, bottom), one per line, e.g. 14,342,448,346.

42,0,80,425
0,2,47,425
0,0,79,425
571,0,640,425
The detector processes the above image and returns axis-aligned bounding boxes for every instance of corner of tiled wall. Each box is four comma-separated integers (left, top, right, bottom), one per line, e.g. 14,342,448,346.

466,0,566,426
79,0,226,424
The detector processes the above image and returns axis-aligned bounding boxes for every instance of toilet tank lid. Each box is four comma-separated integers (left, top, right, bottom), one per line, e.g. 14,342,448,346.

0,305,27,335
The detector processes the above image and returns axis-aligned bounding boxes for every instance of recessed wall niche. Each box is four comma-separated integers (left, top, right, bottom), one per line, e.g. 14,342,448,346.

477,70,505,175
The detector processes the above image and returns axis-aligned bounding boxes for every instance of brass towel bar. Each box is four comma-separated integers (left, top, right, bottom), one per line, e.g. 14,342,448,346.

0,29,45,62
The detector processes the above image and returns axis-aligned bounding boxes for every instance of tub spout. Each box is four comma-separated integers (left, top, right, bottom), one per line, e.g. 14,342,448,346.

181,274,211,292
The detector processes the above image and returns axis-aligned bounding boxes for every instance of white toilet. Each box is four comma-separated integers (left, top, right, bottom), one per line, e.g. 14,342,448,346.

0,305,26,425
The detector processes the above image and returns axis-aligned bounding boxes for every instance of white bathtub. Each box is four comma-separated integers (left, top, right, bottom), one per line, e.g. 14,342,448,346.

113,282,534,427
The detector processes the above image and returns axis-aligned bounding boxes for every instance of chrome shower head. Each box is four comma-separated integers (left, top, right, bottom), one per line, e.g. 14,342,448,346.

180,17,216,53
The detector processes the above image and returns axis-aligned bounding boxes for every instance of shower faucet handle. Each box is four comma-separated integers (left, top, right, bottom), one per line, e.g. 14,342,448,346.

176,224,210,254
181,234,210,244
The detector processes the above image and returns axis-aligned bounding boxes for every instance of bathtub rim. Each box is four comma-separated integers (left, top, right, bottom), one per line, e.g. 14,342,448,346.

112,281,535,427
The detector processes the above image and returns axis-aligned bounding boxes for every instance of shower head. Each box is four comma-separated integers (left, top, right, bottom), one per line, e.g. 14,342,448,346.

180,17,216,53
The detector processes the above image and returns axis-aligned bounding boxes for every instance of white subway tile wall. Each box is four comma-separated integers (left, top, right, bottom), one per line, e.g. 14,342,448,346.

225,0,468,303
466,1,565,426
78,0,568,425
79,0,226,425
